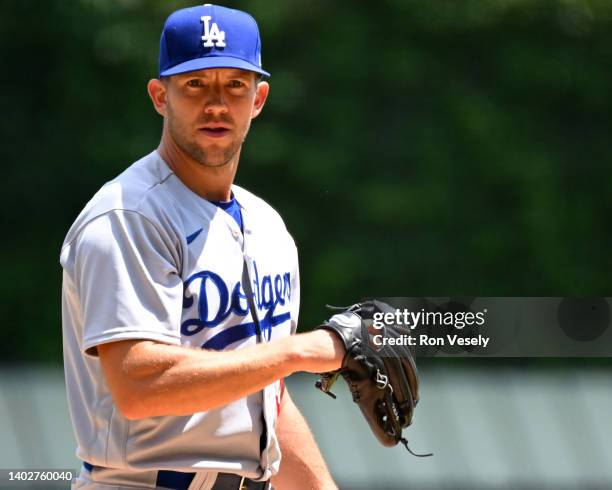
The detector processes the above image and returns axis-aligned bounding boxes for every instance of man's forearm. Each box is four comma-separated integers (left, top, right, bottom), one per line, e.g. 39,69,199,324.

98,330,343,419
272,389,338,490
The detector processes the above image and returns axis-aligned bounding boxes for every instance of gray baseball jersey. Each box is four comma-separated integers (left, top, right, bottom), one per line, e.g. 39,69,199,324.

60,151,299,481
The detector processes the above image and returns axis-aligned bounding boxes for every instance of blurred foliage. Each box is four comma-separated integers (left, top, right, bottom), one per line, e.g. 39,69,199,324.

1,0,611,363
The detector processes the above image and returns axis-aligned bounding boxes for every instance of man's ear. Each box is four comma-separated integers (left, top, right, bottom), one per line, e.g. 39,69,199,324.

147,78,168,117
251,80,269,119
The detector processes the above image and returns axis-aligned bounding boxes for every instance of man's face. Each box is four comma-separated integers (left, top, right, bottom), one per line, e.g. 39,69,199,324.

160,68,268,167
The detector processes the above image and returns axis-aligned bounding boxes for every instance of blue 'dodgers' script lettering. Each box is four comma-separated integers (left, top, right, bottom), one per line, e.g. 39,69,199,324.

181,262,291,350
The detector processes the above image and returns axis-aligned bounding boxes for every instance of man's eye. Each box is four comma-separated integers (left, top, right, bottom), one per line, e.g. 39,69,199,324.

187,79,204,87
228,80,245,88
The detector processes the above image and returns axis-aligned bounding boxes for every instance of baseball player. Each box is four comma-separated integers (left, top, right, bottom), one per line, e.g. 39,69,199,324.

60,4,344,490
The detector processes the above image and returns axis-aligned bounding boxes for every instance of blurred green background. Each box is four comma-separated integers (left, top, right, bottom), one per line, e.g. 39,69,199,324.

1,2,612,489
1,0,611,363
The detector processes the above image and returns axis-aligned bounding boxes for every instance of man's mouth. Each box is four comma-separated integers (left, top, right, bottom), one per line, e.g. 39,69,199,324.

199,126,231,138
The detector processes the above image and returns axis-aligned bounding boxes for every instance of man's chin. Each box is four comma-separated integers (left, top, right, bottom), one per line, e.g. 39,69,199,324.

198,158,232,168
193,147,239,168
175,133,241,168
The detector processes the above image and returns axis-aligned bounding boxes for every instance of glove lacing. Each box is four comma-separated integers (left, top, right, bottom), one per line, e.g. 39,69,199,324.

400,438,434,457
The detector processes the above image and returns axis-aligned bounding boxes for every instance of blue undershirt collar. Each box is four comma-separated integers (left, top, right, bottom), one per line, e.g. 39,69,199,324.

208,194,243,232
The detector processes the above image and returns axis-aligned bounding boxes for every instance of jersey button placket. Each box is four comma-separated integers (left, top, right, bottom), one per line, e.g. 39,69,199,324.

226,220,243,250
238,209,271,474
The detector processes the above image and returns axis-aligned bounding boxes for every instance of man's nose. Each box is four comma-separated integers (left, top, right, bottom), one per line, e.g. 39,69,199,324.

204,85,228,115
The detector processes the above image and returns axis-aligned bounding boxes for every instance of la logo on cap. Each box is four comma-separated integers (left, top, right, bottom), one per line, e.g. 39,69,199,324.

201,14,225,48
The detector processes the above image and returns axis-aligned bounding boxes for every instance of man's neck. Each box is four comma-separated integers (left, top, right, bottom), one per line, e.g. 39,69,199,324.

157,138,239,202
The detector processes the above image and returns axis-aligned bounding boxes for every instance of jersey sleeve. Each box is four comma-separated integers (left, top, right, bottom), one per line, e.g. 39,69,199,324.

70,210,183,356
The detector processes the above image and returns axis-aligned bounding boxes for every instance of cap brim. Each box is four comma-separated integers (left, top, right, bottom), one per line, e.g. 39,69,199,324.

160,56,270,77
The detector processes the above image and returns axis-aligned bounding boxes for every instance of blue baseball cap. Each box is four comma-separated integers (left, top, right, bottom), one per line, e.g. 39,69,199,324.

159,4,270,77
